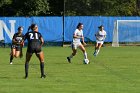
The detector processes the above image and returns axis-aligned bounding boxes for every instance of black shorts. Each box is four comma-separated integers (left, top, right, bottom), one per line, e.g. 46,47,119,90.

11,44,21,51
27,46,42,54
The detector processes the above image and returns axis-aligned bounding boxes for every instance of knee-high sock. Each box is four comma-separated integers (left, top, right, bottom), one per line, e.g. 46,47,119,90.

40,62,45,76
84,52,87,59
69,54,73,59
10,55,13,62
25,62,29,77
96,49,100,55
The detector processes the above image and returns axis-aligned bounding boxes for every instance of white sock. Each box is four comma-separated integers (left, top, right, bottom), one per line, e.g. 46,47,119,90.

84,52,88,59
95,49,98,53
96,49,100,55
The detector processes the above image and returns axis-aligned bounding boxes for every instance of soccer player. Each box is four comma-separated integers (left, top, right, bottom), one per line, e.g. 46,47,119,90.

24,24,46,79
93,25,106,56
67,23,89,63
10,26,24,64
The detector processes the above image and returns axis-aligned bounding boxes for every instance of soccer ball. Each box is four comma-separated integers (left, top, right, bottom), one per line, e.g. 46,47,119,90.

83,59,89,64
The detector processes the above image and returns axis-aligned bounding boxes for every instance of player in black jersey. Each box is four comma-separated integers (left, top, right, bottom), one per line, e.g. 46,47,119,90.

24,24,46,78
10,26,24,64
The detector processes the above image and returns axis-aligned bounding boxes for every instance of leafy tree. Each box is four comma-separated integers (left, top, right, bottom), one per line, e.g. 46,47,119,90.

65,0,139,16
65,0,91,16
0,0,139,16
12,0,50,16
48,0,64,15
0,0,50,16
0,0,13,16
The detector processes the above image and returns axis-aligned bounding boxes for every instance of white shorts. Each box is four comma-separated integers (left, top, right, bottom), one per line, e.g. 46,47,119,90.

71,42,82,49
96,40,104,44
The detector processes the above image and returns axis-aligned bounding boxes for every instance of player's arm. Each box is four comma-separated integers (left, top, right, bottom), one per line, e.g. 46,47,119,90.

20,35,25,47
40,37,44,47
95,32,101,40
104,35,106,40
21,33,28,47
81,36,87,46
73,34,82,39
103,32,107,41
95,32,98,38
12,34,18,44
102,35,106,41
39,33,44,47
22,33,27,44
12,38,17,44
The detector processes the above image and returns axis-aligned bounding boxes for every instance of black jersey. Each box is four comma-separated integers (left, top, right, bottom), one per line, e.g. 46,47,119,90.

12,33,24,45
24,31,42,50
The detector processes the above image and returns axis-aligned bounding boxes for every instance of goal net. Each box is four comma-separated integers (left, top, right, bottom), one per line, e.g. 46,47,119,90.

112,20,140,47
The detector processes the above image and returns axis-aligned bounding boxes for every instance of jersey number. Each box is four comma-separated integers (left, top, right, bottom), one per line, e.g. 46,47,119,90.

29,33,39,39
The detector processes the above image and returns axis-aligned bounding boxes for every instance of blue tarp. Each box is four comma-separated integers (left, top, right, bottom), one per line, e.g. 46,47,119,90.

0,17,63,43
1,16,140,43
64,16,140,42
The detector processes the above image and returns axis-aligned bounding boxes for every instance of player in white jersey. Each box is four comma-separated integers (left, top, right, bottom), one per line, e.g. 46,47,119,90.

67,23,89,63
93,25,106,56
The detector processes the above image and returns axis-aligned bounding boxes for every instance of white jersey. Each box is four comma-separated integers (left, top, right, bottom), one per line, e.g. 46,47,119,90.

72,29,83,43
95,30,106,41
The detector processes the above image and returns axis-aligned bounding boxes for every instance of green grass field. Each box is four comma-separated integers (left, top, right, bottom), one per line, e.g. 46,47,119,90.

0,46,140,93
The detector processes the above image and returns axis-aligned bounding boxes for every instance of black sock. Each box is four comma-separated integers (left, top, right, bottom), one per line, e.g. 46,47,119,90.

20,48,23,58
40,62,45,76
25,62,29,77
10,55,13,62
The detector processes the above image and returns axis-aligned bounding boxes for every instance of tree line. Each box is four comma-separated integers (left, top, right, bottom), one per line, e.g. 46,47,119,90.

0,0,139,16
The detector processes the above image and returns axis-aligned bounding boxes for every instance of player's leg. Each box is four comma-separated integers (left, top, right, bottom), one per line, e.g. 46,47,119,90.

20,47,23,58
67,49,77,63
96,43,103,55
10,46,16,64
93,42,99,56
67,43,77,63
35,51,46,78
95,42,99,50
15,46,21,58
79,44,88,59
25,52,32,79
72,48,77,57
15,51,20,58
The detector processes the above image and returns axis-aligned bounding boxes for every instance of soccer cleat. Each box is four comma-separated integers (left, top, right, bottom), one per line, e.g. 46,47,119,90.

10,62,13,64
93,52,97,56
25,73,28,79
25,75,28,79
67,57,71,63
41,74,46,78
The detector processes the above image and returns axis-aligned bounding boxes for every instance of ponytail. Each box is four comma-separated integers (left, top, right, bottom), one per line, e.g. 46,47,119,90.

27,26,31,32
27,24,37,32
